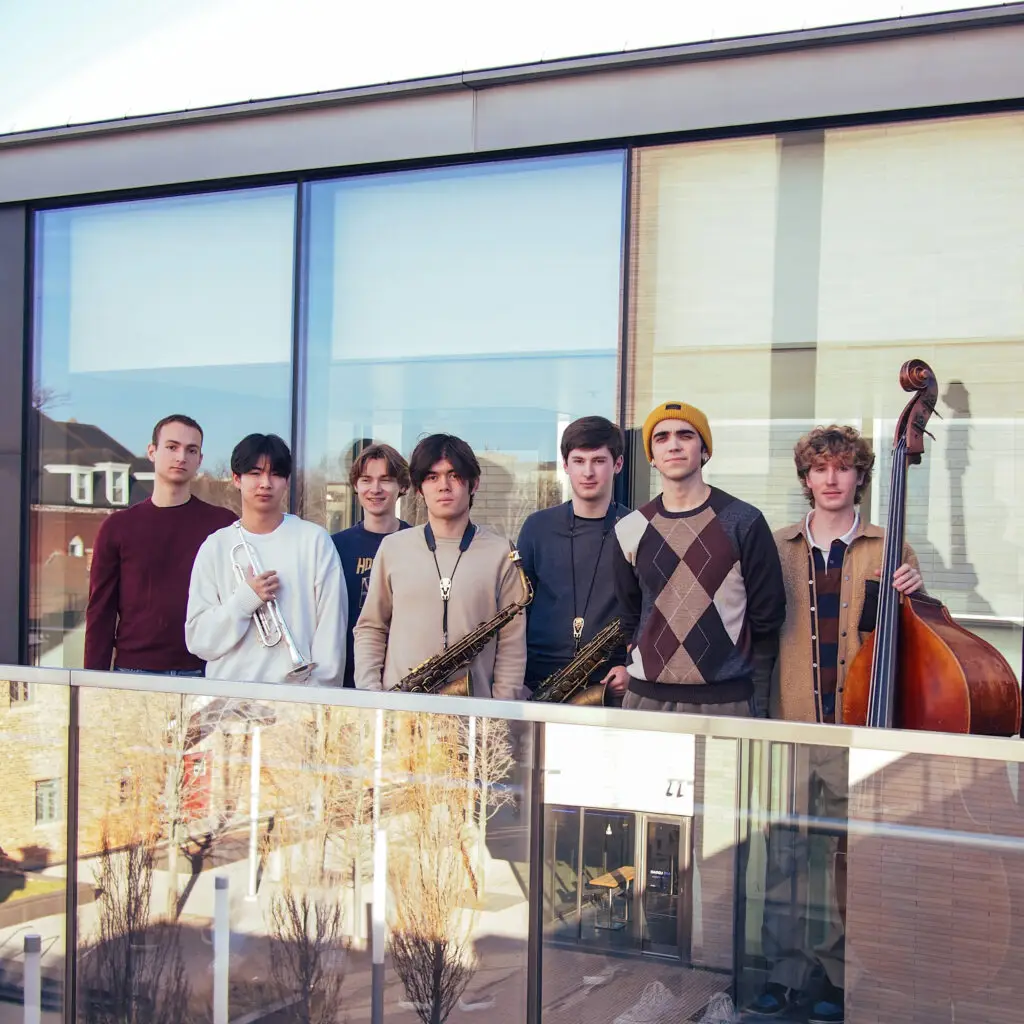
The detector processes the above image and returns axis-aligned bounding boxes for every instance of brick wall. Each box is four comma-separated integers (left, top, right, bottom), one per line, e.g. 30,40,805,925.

846,752,1024,1024
691,736,740,970
0,682,70,867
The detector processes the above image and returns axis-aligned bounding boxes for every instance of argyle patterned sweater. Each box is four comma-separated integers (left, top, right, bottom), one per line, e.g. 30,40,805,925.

613,488,785,705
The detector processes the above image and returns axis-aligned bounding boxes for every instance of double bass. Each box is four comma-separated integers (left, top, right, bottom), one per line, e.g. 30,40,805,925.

842,359,1021,735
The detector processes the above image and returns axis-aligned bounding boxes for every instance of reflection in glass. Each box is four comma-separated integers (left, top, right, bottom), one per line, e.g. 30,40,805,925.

627,114,1024,675
301,153,626,536
71,688,531,1022
30,187,297,668
541,732,738,1023
737,738,1024,1024
0,681,69,1021
642,818,684,955
544,807,580,939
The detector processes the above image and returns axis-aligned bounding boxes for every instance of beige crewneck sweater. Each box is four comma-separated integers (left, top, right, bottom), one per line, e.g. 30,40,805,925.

353,523,527,699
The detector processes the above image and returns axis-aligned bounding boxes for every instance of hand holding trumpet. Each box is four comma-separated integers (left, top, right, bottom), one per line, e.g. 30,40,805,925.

245,566,280,603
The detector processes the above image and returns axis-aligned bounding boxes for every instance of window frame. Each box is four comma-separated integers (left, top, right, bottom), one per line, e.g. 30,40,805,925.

71,469,93,505
34,778,61,826
8,680,33,706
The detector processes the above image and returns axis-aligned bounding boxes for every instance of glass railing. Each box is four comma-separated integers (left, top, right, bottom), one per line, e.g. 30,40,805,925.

1,666,1023,1024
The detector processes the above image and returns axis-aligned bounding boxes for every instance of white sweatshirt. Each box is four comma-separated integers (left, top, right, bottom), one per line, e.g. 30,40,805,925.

186,515,346,686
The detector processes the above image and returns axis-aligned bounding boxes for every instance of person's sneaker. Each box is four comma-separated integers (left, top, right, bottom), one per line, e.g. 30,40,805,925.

745,984,794,1017
807,997,844,1024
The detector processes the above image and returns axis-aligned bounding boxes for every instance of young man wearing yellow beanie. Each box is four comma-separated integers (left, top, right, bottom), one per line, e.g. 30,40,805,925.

612,402,785,715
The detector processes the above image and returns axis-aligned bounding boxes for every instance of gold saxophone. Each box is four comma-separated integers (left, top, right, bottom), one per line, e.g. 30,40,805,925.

530,618,629,705
394,542,533,696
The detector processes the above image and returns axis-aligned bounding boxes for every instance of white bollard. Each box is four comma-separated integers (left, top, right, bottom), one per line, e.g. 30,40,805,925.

213,876,230,1024
23,934,41,1024
371,830,388,1024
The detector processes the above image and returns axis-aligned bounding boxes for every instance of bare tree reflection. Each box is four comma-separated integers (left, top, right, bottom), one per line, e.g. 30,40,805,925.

388,716,478,1024
268,877,348,1024
79,833,192,1024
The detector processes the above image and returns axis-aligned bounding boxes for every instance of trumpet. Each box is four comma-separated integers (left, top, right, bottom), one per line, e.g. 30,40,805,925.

230,521,316,682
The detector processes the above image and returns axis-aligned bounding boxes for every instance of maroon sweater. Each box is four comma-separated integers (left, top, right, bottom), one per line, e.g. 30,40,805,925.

84,497,237,672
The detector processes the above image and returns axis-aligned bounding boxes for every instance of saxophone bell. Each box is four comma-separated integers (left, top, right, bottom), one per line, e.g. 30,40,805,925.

530,618,628,704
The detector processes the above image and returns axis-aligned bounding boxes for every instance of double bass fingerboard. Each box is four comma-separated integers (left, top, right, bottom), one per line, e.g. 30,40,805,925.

866,434,909,728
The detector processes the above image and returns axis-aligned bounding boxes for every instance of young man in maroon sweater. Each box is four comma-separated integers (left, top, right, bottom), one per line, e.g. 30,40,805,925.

84,414,236,674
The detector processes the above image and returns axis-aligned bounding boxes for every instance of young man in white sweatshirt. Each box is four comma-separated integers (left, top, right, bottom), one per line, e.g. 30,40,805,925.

186,434,346,686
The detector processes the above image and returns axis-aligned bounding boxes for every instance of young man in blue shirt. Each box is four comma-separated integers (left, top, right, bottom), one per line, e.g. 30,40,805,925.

516,416,631,702
331,443,411,687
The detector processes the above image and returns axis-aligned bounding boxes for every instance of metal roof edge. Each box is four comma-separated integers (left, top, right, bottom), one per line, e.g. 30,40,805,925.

2,3,1023,149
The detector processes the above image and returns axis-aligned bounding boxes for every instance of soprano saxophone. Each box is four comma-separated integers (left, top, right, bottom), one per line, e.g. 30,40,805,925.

394,542,533,696
529,618,629,705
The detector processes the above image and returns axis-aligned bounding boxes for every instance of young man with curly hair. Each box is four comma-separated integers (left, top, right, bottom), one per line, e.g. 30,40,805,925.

749,424,923,1024
773,423,922,725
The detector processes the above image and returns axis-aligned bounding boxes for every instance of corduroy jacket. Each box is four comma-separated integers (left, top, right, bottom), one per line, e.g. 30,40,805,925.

771,516,918,724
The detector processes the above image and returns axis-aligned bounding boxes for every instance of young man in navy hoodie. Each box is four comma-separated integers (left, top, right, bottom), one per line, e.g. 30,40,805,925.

516,416,631,701
331,443,411,687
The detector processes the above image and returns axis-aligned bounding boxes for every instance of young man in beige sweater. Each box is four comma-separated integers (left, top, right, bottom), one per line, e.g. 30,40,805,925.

352,433,527,699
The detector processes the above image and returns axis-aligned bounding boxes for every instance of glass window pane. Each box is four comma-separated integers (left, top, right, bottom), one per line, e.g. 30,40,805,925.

626,136,780,512
30,186,297,667
73,685,535,1023
0,679,70,1018
627,114,1024,677
301,153,626,534
815,113,1024,670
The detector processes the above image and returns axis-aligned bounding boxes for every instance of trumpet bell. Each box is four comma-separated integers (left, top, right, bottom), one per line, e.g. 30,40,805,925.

286,661,317,683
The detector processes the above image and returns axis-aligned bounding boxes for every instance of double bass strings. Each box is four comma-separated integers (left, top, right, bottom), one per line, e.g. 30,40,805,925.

868,435,908,726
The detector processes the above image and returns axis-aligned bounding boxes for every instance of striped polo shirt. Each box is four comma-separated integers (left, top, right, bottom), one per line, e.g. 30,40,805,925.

805,510,860,723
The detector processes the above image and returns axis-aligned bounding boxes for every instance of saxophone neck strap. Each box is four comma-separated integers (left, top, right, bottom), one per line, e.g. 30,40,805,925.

424,520,476,553
424,521,477,649
568,501,618,652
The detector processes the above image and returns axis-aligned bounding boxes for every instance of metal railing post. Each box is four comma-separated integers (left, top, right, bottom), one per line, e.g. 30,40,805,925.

526,721,545,1024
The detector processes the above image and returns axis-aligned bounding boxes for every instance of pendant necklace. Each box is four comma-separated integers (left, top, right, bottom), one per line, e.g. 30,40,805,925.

569,501,617,652
425,521,476,649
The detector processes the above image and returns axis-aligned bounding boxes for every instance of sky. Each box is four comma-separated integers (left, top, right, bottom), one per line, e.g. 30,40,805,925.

0,1,1012,135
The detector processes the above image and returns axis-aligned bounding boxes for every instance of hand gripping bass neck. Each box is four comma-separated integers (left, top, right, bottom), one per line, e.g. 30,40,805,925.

394,542,533,697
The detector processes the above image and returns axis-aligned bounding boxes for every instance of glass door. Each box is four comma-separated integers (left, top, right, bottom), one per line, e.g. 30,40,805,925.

544,806,581,939
641,815,692,958
579,810,636,949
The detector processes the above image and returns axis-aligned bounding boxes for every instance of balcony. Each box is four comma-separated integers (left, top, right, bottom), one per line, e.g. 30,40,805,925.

1,666,1023,1024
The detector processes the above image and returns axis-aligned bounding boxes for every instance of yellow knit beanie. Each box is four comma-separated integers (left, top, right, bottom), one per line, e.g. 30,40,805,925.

642,402,713,462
